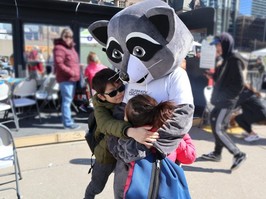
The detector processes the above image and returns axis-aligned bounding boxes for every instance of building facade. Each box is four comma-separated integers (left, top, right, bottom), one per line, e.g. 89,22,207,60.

202,0,239,36
252,0,266,18
235,16,266,51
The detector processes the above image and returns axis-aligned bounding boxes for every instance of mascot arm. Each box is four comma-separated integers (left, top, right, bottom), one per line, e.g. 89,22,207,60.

107,136,150,163
151,69,195,154
153,104,194,154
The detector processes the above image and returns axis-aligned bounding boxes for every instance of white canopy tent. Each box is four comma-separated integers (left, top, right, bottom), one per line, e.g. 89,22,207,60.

250,48,266,58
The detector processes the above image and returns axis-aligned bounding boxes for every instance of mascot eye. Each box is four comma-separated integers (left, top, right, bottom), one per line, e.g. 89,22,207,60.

132,46,145,58
112,49,123,59
106,41,123,63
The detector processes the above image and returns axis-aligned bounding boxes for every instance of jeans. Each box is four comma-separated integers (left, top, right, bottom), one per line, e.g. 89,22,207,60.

59,81,76,127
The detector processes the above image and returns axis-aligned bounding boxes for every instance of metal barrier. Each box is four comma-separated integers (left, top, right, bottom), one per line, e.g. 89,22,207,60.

246,70,262,91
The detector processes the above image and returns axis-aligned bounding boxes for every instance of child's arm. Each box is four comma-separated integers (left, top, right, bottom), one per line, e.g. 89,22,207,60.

175,133,196,165
153,104,194,154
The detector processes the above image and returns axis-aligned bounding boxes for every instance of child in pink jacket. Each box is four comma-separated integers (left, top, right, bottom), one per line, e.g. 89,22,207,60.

167,133,196,165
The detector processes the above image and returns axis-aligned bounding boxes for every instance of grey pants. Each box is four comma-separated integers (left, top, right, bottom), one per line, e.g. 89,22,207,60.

210,107,240,156
84,161,116,199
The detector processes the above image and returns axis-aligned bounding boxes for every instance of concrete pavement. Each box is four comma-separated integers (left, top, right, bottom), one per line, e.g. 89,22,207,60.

1,125,266,199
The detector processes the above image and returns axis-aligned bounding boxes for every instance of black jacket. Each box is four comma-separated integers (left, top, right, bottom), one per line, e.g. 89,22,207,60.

211,33,245,108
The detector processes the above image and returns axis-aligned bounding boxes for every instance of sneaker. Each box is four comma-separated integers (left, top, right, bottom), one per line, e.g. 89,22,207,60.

241,132,249,137
201,152,221,162
244,134,260,142
64,124,80,130
231,152,247,171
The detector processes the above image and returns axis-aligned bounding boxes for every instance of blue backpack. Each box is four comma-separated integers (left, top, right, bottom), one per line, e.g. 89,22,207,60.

124,152,191,199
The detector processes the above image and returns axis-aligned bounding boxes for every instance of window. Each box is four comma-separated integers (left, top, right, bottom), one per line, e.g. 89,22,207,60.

0,22,13,77
79,27,111,68
23,24,68,77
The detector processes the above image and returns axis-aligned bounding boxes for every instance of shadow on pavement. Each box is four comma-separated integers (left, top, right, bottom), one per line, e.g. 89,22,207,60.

70,158,94,165
182,165,231,174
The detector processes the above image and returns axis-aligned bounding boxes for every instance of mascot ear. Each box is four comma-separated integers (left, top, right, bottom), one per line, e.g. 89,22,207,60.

88,20,109,46
145,7,175,43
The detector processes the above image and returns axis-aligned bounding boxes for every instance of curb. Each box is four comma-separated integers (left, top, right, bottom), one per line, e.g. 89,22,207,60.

15,130,86,148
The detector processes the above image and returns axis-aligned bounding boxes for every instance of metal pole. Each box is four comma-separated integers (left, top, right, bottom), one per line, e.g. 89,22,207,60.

263,19,266,43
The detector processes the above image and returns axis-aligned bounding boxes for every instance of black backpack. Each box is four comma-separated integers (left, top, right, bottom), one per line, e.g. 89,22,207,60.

85,110,105,174
85,110,104,153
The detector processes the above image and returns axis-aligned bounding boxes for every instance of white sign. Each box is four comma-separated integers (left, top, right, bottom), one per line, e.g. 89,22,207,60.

199,39,216,69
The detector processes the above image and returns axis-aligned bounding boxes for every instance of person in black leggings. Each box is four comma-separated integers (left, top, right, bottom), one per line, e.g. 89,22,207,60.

235,85,266,142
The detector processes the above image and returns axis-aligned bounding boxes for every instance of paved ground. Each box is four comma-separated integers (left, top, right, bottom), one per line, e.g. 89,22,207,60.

1,124,266,199
2,109,90,138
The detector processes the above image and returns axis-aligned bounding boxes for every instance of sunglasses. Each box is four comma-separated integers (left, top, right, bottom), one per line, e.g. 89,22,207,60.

64,35,73,39
104,84,125,98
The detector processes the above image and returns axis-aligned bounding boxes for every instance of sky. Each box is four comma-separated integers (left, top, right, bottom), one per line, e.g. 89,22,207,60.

239,0,252,15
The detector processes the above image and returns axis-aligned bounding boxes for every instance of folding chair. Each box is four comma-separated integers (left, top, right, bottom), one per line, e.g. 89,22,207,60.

35,75,59,114
0,81,19,130
198,86,214,128
12,78,41,122
0,124,22,199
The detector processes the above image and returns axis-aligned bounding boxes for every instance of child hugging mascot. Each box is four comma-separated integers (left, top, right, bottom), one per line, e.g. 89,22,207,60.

89,0,194,197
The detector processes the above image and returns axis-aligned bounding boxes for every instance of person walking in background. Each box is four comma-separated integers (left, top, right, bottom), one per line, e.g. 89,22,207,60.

235,84,266,142
53,28,80,130
201,32,247,171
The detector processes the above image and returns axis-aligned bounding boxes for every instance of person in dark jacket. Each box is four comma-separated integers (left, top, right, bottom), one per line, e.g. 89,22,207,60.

235,84,266,142
201,32,247,171
53,28,80,129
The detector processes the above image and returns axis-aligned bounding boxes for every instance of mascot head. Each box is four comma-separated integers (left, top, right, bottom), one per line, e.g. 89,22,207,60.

89,0,193,84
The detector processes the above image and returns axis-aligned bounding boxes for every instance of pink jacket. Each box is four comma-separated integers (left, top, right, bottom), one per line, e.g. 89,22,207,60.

167,133,196,164
84,62,107,87
53,39,80,83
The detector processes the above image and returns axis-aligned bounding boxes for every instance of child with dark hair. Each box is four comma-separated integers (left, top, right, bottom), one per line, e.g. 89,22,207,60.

84,69,158,199
108,94,196,198
117,94,196,164
84,68,127,199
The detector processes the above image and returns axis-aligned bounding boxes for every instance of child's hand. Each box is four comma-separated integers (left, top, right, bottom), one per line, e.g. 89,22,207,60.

127,126,159,147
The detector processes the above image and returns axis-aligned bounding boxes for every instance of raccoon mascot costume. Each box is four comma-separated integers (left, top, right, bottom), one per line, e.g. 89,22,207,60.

89,0,194,198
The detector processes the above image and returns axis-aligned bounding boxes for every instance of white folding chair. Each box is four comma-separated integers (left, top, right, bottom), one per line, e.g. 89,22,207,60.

0,124,22,199
0,81,19,130
12,78,41,122
198,86,214,128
